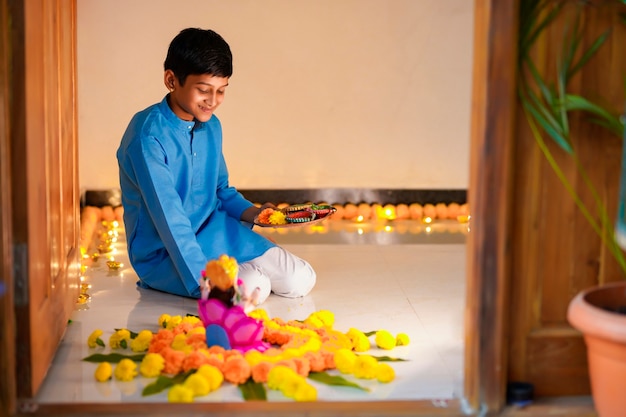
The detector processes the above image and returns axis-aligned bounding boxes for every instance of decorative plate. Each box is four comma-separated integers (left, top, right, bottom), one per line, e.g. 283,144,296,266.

254,204,337,228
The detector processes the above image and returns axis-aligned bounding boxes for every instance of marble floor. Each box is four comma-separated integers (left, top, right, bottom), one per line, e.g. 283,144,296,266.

35,219,467,405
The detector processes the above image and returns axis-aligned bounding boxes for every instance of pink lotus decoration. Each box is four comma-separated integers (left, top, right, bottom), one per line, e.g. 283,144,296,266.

197,298,269,353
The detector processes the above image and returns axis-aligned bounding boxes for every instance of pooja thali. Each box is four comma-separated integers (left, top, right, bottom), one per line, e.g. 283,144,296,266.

254,204,337,228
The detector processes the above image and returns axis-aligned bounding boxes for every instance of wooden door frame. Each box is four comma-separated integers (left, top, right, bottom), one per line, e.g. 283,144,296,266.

1,0,517,415
1,0,17,414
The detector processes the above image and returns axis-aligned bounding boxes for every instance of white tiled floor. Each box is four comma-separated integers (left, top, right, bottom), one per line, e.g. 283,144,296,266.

35,220,466,404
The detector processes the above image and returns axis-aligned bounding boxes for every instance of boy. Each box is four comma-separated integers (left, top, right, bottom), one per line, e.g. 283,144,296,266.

116,28,316,303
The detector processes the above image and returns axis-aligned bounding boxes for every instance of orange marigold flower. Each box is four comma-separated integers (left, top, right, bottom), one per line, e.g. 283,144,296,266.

303,351,326,373
251,361,273,383
321,350,336,370
182,349,211,372
160,346,186,375
222,356,251,385
256,208,274,224
207,345,226,356
292,357,311,377
185,333,207,350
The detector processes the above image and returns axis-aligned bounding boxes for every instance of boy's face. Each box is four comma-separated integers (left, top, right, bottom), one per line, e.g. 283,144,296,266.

165,71,229,123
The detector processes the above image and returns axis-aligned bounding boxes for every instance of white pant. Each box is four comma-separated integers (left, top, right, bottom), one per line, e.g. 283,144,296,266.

238,246,316,304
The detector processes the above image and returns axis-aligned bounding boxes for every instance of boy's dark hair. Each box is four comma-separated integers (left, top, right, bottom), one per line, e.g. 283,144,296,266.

164,28,233,85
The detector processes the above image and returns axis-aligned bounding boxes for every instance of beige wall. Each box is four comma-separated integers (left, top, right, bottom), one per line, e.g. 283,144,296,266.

77,0,473,192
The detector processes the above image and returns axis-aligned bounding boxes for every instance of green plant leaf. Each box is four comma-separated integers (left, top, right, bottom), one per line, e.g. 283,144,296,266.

95,338,105,348
370,355,409,362
562,95,624,137
520,90,573,153
239,379,267,401
82,353,145,363
308,372,369,391
363,330,377,337
142,372,192,396
568,29,610,78
115,328,139,339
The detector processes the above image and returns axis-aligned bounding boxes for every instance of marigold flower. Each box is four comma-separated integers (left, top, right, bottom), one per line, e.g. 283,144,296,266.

160,346,186,375
305,310,335,328
251,361,273,383
303,351,326,372
167,384,194,403
114,358,138,381
267,365,296,390
375,330,396,350
376,363,396,383
279,372,306,398
94,362,112,382
109,329,131,349
346,328,370,352
293,380,318,402
352,355,378,379
196,364,224,391
268,211,287,225
158,313,171,328
140,353,165,378
171,333,193,354
204,255,238,291
396,333,410,346
181,315,202,326
182,349,211,372
222,356,251,385
165,315,183,330
334,348,357,374
183,373,210,397
257,208,274,224
130,330,153,352
87,329,104,348
248,308,270,322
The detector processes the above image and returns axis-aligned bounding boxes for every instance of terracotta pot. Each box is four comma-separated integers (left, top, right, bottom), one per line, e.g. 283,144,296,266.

567,281,626,417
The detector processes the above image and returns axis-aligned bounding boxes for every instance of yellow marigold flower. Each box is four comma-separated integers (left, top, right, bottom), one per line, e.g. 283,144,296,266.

94,362,112,382
158,313,171,328
293,380,318,402
244,350,265,367
268,211,287,225
114,358,138,381
171,333,192,353
188,326,205,336
375,330,396,350
334,348,357,374
130,330,153,352
304,315,324,328
166,315,183,330
346,328,370,352
279,373,306,398
313,310,335,327
181,315,201,326
267,365,296,390
196,364,224,391
376,363,396,383
183,373,210,397
248,308,269,322
396,333,410,346
140,353,165,378
167,384,194,403
352,355,378,379
109,328,131,349
87,329,104,348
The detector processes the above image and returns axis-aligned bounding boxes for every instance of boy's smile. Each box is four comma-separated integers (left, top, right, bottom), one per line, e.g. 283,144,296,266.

165,71,229,123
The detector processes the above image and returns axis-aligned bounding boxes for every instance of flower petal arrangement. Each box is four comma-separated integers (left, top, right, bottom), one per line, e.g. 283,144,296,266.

82,254,411,402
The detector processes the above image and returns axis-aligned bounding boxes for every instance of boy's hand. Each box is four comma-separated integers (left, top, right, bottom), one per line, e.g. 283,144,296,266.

241,202,277,223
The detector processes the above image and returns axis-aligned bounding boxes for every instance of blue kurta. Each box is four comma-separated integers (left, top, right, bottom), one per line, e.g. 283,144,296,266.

117,96,275,298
